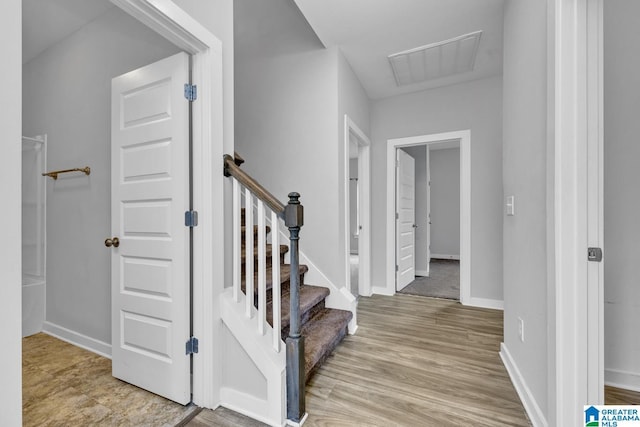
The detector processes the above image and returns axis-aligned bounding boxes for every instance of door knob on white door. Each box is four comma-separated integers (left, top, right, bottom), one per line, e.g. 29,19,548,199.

104,237,120,248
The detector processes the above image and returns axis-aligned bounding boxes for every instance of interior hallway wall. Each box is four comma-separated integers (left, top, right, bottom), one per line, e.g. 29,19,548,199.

603,0,640,391
0,0,23,423
502,0,550,422
22,7,181,346
370,76,503,301
430,147,460,258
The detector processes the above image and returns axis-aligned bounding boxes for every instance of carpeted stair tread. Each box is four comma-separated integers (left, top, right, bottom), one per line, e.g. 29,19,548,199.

267,285,329,331
241,264,309,292
241,244,288,264
301,308,352,380
241,224,271,236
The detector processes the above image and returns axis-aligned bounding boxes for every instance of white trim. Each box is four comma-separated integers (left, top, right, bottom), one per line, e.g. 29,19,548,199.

112,0,223,409
500,343,548,427
605,369,640,394
414,270,429,277
553,1,604,424
385,130,471,304
42,322,112,359
430,254,460,260
343,115,372,298
468,297,503,311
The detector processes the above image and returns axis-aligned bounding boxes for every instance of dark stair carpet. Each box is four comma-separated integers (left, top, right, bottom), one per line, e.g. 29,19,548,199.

240,208,352,382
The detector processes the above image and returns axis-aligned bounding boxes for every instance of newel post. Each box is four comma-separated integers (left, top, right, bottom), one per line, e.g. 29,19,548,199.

285,192,306,423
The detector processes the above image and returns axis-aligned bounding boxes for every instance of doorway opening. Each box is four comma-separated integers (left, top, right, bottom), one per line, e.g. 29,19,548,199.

385,130,471,303
21,0,223,423
396,142,461,300
344,115,372,297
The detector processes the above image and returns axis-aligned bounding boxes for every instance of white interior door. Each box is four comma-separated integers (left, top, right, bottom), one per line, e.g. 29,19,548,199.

426,146,431,277
110,52,191,404
396,149,416,291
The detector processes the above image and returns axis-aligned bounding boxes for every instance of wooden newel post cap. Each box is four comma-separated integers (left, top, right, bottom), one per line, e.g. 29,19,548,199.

285,192,304,228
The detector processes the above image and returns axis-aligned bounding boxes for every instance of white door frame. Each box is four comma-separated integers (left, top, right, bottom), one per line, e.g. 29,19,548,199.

425,146,431,277
384,130,470,303
552,0,603,424
112,0,223,408
343,115,372,297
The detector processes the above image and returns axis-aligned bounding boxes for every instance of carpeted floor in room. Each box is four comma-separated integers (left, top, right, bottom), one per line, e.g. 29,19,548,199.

399,259,460,300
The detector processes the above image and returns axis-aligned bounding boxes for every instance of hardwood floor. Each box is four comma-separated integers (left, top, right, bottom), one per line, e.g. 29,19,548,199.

190,294,531,426
605,385,640,405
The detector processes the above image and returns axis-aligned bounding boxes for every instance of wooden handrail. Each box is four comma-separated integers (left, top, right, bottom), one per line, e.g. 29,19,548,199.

223,154,285,215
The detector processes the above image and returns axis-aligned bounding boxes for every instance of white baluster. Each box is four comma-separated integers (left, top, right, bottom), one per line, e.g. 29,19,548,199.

233,179,241,302
245,189,254,318
271,211,281,352
257,200,266,335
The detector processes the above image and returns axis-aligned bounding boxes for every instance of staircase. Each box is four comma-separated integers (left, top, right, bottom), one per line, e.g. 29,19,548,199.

222,153,354,425
241,211,353,381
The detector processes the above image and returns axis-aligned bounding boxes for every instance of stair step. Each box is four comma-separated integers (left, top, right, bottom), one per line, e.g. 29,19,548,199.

241,224,271,237
240,244,288,265
267,285,329,335
241,264,308,293
301,308,352,381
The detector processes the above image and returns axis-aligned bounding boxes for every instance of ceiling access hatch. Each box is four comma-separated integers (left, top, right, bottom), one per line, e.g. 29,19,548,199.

388,30,482,86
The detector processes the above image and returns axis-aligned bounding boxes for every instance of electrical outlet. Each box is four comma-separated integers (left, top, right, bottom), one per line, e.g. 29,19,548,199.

518,317,525,343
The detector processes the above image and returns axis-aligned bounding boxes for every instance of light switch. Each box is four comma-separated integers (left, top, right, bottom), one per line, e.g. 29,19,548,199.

506,195,515,216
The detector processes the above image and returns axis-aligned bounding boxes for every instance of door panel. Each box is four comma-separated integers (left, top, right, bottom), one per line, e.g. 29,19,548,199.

396,149,416,291
111,52,190,405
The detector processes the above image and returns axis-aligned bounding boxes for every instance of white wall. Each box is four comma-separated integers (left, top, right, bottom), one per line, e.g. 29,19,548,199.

23,7,181,345
235,0,370,288
502,0,550,422
370,76,503,301
603,0,640,391
430,147,460,257
0,0,23,424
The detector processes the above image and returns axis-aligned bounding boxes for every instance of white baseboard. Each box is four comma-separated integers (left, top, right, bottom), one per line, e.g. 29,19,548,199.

42,321,111,359
500,343,548,427
466,297,504,310
430,254,460,260
371,286,394,296
605,368,640,393
415,270,429,277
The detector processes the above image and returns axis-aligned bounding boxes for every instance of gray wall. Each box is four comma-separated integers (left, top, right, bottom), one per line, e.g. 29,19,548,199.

502,0,550,420
430,147,460,257
0,0,23,423
235,0,370,288
370,76,503,301
23,7,181,344
604,0,640,388
401,146,428,274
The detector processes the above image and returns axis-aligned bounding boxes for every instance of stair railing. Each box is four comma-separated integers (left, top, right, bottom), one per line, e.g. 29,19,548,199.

223,154,306,424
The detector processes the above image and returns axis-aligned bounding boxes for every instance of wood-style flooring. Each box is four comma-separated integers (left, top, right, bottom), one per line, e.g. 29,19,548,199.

23,333,195,427
190,293,531,426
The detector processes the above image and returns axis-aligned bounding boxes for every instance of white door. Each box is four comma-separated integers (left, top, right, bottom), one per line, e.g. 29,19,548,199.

110,52,191,404
425,146,431,277
396,149,416,291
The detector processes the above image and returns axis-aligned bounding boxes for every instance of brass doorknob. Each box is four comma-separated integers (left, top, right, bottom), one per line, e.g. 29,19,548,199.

105,237,120,248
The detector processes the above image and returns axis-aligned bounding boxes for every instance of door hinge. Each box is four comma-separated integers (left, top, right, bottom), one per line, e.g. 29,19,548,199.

395,212,399,220
184,83,197,101
588,247,603,262
185,210,198,227
395,265,399,272
186,336,199,355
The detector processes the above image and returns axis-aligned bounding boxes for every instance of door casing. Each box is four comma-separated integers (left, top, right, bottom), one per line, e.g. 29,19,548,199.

382,130,472,306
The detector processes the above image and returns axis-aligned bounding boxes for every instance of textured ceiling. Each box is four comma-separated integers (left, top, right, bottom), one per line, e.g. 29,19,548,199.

294,0,505,99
